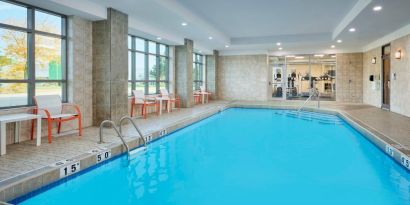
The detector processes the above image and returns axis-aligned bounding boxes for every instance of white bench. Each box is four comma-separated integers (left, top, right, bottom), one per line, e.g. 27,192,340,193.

0,113,42,156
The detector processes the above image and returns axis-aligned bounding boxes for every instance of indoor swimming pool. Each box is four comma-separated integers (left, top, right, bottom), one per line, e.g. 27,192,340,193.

13,108,410,205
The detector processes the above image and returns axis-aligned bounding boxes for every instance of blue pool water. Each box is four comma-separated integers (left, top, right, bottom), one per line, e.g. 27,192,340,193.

15,108,410,205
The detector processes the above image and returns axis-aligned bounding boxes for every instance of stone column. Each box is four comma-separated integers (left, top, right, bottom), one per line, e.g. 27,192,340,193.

67,16,93,127
92,8,128,125
206,50,219,100
175,39,194,108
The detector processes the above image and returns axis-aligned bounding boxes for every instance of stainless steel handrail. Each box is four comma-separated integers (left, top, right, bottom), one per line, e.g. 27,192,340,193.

99,120,130,155
297,88,320,112
119,116,147,147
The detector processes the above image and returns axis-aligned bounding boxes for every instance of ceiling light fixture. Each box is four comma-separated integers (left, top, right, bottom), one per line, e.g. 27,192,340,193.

337,39,342,43
181,22,188,26
278,47,283,50
276,42,281,46
373,5,382,11
349,28,356,32
225,45,230,48
208,36,213,40
331,45,336,48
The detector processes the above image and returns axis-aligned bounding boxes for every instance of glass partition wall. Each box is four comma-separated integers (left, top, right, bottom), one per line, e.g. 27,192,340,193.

269,54,336,101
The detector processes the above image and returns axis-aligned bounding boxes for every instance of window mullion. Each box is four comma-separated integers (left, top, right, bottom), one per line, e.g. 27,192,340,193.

144,40,149,94
27,7,35,105
156,43,160,94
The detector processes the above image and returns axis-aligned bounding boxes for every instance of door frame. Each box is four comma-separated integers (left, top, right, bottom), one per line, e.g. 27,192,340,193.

381,44,391,110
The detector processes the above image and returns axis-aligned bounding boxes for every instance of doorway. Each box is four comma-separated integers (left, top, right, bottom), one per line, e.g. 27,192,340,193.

382,44,391,109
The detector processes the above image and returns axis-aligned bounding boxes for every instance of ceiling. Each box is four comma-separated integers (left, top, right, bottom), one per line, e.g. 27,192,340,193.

18,0,410,55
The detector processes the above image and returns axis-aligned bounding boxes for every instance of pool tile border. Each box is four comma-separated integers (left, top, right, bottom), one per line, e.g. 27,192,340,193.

1,102,410,203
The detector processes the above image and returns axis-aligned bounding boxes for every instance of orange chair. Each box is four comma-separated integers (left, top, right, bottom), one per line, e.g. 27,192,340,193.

131,90,159,118
160,89,180,111
31,95,82,143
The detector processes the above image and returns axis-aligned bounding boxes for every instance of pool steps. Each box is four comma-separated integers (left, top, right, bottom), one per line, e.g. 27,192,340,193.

276,110,344,125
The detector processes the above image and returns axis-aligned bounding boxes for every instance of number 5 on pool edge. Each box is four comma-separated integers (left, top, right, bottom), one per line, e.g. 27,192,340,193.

401,155,410,170
60,162,81,178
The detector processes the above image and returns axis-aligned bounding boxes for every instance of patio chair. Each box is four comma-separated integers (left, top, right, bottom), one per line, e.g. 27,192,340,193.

31,95,82,143
160,89,180,111
131,90,159,118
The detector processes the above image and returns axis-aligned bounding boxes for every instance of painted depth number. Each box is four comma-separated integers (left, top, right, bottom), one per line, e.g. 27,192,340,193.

60,161,80,178
401,155,410,170
96,150,111,163
385,145,395,157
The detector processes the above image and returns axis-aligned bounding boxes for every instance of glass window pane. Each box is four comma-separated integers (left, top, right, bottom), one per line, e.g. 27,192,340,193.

35,35,62,80
128,51,132,80
134,82,145,94
35,82,62,96
148,41,156,54
159,44,167,56
0,1,27,28
35,10,62,35
148,55,157,81
0,28,28,80
135,53,145,80
148,81,157,94
159,57,168,81
128,82,132,96
128,36,132,49
135,38,145,51
0,83,27,107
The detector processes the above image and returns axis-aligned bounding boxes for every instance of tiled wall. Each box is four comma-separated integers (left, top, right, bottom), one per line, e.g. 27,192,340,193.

390,34,410,117
363,48,382,107
0,16,94,144
336,53,363,103
206,50,219,100
218,55,269,101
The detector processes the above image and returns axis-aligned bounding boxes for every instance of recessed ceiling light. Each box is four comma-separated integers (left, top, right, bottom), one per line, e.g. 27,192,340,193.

181,22,188,26
337,39,342,43
295,56,305,59
349,28,356,32
208,36,213,40
331,45,336,48
225,45,229,48
156,37,162,40
314,54,324,57
276,42,281,46
278,47,283,50
373,5,382,11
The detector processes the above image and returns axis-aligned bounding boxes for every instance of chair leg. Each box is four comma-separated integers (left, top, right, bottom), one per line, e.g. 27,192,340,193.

141,105,144,117
131,103,135,117
47,118,52,143
30,119,35,140
156,103,159,115
144,105,147,119
78,116,83,136
57,120,61,134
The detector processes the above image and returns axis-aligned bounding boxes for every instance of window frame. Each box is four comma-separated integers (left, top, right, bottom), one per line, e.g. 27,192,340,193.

193,53,204,90
0,0,67,109
128,35,169,96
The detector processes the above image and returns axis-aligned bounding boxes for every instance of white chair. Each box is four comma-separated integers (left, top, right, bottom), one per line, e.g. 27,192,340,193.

160,89,180,111
199,85,212,103
131,90,158,118
31,95,82,143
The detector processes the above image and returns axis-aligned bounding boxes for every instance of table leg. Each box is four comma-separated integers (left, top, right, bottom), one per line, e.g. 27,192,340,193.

36,117,41,146
1,122,6,156
159,100,163,115
14,121,21,143
167,100,170,112
202,94,205,104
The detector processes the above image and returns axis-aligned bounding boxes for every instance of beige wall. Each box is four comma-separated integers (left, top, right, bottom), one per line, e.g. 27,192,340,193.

390,34,410,116
363,48,382,107
218,55,269,101
336,53,363,103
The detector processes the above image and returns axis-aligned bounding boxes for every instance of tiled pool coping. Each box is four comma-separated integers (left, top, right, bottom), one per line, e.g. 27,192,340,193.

1,102,410,203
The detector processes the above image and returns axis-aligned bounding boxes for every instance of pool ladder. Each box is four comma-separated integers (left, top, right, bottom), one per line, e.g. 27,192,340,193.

99,116,147,160
297,88,320,112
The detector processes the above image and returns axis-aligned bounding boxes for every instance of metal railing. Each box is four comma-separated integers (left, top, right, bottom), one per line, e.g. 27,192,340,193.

99,120,130,156
119,116,146,147
297,88,320,112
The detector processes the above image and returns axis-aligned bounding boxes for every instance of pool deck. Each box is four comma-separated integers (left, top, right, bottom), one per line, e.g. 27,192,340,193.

1,100,410,202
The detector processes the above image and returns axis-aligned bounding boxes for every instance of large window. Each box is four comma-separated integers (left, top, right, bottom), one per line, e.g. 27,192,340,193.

193,53,204,90
0,0,67,108
128,35,169,95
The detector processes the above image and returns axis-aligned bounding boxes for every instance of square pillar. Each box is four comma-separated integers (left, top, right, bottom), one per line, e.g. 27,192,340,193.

92,8,128,125
175,39,194,108
206,50,219,100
